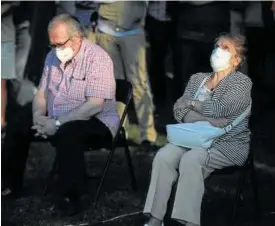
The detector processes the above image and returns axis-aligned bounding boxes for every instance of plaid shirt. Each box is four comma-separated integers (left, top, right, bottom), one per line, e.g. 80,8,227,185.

39,39,119,137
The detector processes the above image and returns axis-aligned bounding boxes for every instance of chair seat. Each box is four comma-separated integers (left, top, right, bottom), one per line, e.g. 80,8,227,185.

211,161,252,176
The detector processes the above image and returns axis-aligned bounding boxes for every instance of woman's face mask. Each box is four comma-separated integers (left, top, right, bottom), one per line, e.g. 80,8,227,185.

56,47,74,64
210,47,232,72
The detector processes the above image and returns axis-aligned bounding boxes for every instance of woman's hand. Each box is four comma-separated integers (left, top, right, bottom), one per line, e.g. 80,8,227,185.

174,97,190,109
207,117,228,128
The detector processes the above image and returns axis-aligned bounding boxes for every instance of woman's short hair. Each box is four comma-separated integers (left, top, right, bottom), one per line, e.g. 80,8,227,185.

48,14,84,38
215,33,247,62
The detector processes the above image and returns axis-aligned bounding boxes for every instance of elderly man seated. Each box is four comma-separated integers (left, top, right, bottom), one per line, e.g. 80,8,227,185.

1,14,119,215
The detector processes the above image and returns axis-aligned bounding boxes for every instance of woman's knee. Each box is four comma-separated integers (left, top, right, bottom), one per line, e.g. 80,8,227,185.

179,150,206,171
153,143,183,169
153,148,167,166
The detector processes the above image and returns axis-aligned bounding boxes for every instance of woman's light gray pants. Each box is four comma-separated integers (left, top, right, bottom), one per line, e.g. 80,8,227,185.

143,143,235,225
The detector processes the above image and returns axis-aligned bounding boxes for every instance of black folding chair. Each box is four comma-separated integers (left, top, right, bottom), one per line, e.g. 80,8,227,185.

44,79,137,203
206,148,261,225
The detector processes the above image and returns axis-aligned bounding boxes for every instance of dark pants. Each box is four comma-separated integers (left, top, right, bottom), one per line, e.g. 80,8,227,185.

25,2,56,86
145,15,176,107
173,39,213,101
1,103,112,197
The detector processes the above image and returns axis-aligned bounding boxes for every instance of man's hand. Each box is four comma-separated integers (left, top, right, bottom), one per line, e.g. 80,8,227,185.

32,124,48,138
42,119,57,136
207,117,228,128
33,111,49,126
32,111,50,138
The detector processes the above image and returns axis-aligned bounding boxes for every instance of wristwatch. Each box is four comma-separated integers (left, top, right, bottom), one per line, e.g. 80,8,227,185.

55,119,61,129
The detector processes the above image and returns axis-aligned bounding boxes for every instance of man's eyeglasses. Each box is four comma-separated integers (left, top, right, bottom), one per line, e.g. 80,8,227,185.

49,37,71,49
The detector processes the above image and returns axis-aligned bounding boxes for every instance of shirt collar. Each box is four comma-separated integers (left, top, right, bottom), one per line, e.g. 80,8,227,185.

72,38,87,64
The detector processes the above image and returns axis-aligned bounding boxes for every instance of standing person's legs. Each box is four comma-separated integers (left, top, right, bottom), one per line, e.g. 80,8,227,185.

143,143,188,225
1,79,7,127
120,31,157,143
56,1,76,15
95,31,130,129
146,16,171,108
1,41,16,130
1,103,34,195
26,2,56,86
196,41,213,73
172,148,235,225
173,39,212,102
246,27,265,86
95,32,124,80
51,117,113,198
12,20,32,100
173,39,197,102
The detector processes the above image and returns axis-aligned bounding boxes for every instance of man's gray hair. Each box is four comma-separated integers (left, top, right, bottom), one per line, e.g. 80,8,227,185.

48,14,84,37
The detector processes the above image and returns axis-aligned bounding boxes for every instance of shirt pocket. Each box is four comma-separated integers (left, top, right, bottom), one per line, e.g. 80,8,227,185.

48,67,62,93
68,78,86,101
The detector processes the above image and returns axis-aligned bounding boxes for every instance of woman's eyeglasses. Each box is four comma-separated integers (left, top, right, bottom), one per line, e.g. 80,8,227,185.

49,37,71,49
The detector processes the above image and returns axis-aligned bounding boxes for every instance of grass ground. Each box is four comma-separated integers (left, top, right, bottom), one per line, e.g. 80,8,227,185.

2,119,275,226
2,81,275,226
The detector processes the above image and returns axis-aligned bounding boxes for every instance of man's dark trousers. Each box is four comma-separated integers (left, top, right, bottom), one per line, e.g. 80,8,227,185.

1,103,113,197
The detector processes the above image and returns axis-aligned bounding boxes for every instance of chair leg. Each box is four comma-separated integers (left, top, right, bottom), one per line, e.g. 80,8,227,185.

250,166,261,222
94,147,116,204
231,169,247,225
123,136,137,191
44,156,58,196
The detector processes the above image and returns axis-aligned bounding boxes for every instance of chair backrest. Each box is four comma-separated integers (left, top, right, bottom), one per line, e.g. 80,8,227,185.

113,79,133,143
115,79,133,120
115,79,133,105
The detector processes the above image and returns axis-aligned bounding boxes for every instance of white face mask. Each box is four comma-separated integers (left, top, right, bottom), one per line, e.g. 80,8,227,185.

56,47,74,63
210,47,232,72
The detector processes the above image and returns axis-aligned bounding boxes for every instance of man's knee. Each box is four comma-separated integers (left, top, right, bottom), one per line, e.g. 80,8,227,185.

53,121,84,146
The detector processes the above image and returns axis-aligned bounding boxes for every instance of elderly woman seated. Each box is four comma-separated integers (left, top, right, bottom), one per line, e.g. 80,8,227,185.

143,33,252,226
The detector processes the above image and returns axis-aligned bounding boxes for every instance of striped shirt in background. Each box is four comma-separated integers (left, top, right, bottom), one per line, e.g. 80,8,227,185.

173,72,253,166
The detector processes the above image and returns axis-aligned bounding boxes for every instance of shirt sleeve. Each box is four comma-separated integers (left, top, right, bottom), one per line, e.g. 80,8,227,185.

173,74,197,122
85,49,115,100
201,77,252,118
38,52,52,93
